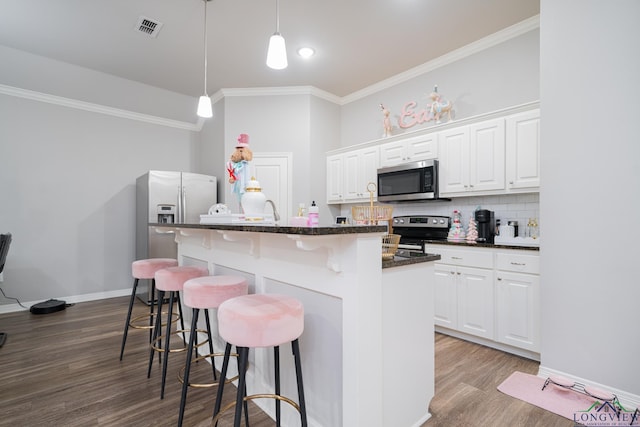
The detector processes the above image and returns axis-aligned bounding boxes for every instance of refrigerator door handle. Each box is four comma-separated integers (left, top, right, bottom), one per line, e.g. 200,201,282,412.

182,187,187,223
177,186,183,223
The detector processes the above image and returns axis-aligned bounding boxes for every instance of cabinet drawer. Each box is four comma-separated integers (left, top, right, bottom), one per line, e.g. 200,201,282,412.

427,247,493,269
496,252,539,274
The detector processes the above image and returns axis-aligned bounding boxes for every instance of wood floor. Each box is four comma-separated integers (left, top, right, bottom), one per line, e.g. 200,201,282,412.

0,296,572,426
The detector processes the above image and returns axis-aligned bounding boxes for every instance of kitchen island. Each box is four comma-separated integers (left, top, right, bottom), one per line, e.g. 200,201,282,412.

151,223,438,427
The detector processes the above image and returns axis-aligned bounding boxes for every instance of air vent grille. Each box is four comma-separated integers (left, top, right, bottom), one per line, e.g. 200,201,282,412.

135,16,163,38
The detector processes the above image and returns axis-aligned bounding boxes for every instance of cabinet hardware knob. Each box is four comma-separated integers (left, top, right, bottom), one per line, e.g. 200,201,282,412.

452,256,462,260
509,181,514,184
510,262,525,266
497,277,502,281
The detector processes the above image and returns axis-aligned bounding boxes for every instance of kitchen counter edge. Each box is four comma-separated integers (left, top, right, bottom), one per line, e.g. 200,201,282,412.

382,253,441,269
150,222,388,235
423,239,540,251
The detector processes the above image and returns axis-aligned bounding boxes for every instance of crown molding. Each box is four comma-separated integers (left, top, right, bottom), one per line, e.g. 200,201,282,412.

340,15,540,105
0,83,201,131
219,86,341,104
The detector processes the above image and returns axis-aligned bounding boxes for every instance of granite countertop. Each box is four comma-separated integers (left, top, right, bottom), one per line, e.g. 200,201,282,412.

150,222,388,236
423,239,540,251
382,253,441,268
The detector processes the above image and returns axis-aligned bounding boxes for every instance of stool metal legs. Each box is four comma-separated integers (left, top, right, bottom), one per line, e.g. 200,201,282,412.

147,289,186,399
214,340,308,427
120,278,157,360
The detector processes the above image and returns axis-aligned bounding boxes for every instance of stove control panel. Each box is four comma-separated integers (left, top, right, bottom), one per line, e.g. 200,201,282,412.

393,215,450,229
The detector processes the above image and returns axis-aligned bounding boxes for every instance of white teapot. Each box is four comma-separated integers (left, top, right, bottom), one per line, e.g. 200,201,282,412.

241,177,267,221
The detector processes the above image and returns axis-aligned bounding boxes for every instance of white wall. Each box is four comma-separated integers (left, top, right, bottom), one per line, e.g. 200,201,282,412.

0,47,201,306
540,0,640,395
340,27,540,146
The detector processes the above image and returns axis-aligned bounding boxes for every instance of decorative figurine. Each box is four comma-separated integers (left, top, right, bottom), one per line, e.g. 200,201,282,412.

466,215,478,243
380,103,393,137
447,209,466,241
226,133,253,209
427,85,453,124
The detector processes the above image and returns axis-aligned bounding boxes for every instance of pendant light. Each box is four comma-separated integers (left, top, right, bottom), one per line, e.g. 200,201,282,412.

197,0,213,118
266,0,287,70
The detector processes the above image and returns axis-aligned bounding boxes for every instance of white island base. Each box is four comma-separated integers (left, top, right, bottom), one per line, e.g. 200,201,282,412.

162,225,435,427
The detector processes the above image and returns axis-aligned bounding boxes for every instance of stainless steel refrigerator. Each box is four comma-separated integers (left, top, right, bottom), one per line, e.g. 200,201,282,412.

135,170,217,304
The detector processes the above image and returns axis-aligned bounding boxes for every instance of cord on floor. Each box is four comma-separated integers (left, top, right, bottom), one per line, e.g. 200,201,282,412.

0,287,28,309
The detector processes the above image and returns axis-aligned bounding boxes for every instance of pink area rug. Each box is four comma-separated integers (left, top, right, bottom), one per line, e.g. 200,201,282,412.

497,372,634,426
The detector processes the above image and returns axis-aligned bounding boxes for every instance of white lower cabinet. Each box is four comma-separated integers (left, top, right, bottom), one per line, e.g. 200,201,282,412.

430,247,494,340
495,253,540,352
427,245,540,356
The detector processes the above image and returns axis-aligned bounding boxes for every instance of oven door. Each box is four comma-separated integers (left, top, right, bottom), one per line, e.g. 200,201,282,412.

377,160,438,202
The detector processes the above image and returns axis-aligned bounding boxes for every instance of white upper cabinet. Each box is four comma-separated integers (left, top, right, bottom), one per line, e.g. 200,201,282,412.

379,133,438,167
327,146,380,204
506,109,540,191
326,154,345,203
326,103,539,205
439,118,505,196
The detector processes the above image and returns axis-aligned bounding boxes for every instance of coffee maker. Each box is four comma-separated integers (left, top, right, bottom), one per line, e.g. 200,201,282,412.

475,209,495,243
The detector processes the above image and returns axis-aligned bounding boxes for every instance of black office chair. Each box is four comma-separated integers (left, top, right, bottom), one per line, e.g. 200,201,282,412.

0,233,12,347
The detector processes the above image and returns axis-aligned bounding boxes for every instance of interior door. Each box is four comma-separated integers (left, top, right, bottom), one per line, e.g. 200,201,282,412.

250,153,292,225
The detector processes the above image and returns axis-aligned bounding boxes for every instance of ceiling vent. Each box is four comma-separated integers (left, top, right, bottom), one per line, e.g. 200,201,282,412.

135,16,163,38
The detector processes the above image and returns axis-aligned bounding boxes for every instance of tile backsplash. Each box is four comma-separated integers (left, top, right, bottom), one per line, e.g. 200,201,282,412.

341,193,540,236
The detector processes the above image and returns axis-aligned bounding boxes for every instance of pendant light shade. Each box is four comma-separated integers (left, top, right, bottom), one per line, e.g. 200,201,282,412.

266,0,287,70
197,0,213,118
197,95,213,118
266,33,287,70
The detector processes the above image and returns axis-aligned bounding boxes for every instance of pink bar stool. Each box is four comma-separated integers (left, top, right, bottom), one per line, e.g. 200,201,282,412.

214,293,308,427
177,275,249,427
120,258,178,361
147,265,208,399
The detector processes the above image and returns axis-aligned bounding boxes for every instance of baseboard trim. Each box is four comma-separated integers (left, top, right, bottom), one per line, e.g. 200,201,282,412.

0,288,131,314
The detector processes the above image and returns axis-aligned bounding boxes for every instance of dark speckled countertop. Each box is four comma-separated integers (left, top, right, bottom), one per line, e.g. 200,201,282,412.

150,222,388,235
382,253,441,268
422,239,540,251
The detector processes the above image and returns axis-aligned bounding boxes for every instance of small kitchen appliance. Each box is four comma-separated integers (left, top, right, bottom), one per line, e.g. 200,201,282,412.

475,209,495,243
392,215,451,256
377,160,440,202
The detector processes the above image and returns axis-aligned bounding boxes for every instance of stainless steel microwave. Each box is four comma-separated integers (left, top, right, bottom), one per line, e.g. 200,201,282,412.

377,159,439,202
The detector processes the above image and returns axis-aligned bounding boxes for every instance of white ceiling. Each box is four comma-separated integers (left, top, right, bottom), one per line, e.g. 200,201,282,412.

0,0,539,99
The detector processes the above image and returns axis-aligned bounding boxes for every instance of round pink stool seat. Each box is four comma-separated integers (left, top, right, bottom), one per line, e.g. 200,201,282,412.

155,266,209,292
132,258,178,279
218,293,304,349
183,275,248,309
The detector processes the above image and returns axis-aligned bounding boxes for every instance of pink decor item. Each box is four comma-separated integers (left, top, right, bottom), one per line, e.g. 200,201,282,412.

132,258,178,279
183,275,248,309
154,266,209,292
498,371,627,424
236,133,249,148
218,293,304,348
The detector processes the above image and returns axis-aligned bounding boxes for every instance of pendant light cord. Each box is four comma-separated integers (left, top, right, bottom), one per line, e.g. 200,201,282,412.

202,0,208,95
275,0,280,34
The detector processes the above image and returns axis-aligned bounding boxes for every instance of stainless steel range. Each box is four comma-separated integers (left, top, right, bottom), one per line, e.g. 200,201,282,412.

392,215,451,256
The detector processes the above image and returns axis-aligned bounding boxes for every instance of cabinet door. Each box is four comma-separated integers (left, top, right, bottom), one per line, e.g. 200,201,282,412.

457,266,494,339
326,154,344,203
438,126,469,195
469,119,505,192
359,146,380,198
406,133,438,162
379,141,406,167
343,150,362,200
433,264,457,329
506,110,540,191
495,271,540,352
